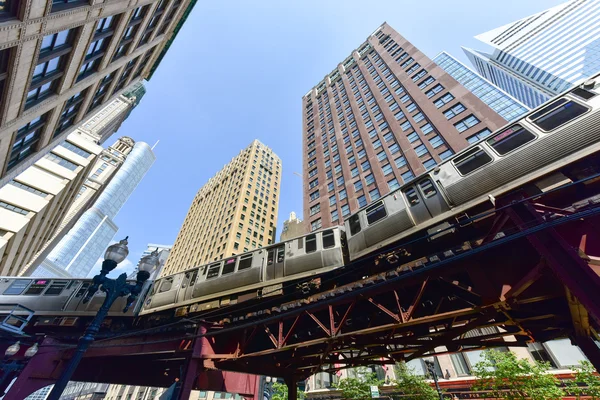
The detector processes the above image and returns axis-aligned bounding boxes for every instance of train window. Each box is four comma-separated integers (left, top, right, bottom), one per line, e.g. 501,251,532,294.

206,264,221,279
24,280,49,295
267,250,275,265
322,230,335,249
486,125,535,156
276,246,285,263
3,280,32,295
222,258,236,275
348,215,361,235
529,98,567,120
297,238,304,249
530,99,589,131
404,187,420,206
159,278,173,292
452,146,492,176
418,179,437,198
306,234,317,253
238,254,253,270
571,87,596,100
366,201,387,225
44,281,68,296
75,283,90,297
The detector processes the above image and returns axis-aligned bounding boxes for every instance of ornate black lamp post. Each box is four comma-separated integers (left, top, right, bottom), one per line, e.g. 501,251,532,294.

424,359,444,400
0,341,38,396
47,238,159,400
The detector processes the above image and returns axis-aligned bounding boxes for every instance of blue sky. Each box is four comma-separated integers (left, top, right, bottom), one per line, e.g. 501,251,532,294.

100,0,566,277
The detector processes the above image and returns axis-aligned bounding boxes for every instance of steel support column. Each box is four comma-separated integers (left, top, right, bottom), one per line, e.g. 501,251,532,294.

286,375,297,400
175,325,207,400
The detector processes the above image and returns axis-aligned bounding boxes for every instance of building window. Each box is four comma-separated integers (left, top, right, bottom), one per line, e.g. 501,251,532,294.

54,90,87,136
133,50,153,79
331,209,339,222
51,0,88,13
425,84,444,98
369,188,380,201
87,71,115,113
382,163,393,176
365,173,375,186
44,152,79,171
357,195,367,208
454,115,480,132
310,204,320,216
466,128,492,144
61,141,91,158
113,6,148,61
354,181,363,191
0,200,29,215
77,16,118,81
401,170,414,182
311,219,322,231
27,29,75,109
0,48,11,110
114,56,139,91
157,0,182,35
388,178,400,191
7,113,48,171
341,204,350,217
444,103,466,119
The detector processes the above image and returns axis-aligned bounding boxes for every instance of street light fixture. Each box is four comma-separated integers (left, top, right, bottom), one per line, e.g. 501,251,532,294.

47,238,158,400
0,341,38,396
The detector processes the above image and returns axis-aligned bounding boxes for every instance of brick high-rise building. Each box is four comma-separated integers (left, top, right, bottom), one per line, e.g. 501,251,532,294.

302,22,508,231
161,140,281,277
0,0,196,184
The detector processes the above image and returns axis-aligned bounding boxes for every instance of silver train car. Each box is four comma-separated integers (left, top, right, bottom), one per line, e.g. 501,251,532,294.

346,80,600,260
0,277,147,329
139,226,348,315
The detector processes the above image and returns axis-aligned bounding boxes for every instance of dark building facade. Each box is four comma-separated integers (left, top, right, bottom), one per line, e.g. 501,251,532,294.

302,22,508,231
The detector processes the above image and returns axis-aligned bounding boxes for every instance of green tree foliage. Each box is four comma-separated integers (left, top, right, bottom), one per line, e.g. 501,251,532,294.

334,368,383,400
271,382,305,400
471,349,564,400
566,360,600,399
391,362,439,400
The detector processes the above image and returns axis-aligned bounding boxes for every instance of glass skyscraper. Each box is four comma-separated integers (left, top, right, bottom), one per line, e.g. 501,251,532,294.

35,142,155,278
433,52,530,122
463,0,600,108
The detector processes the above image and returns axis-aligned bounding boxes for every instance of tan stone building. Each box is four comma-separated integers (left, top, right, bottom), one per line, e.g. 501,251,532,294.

0,0,196,184
0,129,102,276
161,139,281,277
279,211,304,241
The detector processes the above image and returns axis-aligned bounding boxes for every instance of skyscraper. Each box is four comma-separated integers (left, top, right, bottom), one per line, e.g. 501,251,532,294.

433,52,530,122
161,140,280,277
34,140,155,278
302,22,508,230
23,136,136,277
463,0,600,108
0,0,196,186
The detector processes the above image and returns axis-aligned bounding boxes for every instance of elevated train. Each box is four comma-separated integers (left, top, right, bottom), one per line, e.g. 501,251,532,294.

1,77,600,330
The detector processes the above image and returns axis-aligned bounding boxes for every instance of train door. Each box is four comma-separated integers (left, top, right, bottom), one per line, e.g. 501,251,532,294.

266,246,285,280
403,178,449,224
177,269,198,303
